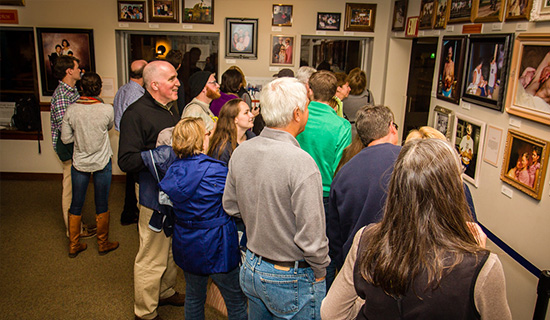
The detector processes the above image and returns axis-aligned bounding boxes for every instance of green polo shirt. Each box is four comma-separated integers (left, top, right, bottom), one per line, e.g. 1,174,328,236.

297,100,352,197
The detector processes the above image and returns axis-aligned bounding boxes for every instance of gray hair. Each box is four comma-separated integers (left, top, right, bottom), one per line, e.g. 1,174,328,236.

356,105,395,147
296,66,317,84
261,77,308,128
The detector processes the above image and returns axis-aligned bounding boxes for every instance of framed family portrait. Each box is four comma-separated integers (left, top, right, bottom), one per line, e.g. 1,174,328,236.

463,34,513,112
118,1,145,22
272,4,293,26
344,3,377,32
392,0,408,31
182,0,213,24
419,0,436,29
500,129,549,200
317,12,341,31
270,35,294,66
225,18,258,59
473,0,505,22
452,113,486,187
434,0,450,29
506,0,533,20
530,0,550,21
433,105,454,140
36,28,95,96
148,0,178,23
505,34,550,125
448,0,473,23
437,36,467,104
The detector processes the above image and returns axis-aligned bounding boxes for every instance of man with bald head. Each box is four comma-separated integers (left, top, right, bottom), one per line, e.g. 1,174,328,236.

114,59,147,226
119,60,184,320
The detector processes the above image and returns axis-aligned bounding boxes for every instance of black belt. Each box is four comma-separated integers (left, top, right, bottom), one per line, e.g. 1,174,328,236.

261,256,310,269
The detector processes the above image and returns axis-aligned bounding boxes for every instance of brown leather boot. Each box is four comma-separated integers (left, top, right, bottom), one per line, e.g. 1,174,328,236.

96,211,119,255
69,213,87,258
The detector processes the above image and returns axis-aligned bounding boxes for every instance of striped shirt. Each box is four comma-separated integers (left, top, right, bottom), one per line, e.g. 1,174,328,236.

50,81,80,150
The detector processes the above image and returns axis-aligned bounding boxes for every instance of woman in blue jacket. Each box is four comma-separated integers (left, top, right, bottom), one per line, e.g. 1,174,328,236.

159,118,247,320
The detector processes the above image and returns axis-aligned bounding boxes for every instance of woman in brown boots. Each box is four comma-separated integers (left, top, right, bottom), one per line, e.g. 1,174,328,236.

61,72,119,258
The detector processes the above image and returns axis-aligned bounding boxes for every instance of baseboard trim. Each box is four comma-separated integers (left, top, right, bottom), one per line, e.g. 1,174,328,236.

0,172,126,181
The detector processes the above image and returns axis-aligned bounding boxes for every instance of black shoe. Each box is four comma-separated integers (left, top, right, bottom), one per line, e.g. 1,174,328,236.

120,210,139,226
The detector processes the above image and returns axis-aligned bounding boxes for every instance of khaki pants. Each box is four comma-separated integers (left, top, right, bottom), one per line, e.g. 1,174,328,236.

62,160,72,232
134,184,178,319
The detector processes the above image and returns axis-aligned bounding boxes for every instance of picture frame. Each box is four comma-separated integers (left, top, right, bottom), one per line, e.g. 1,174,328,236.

433,105,455,141
506,0,533,20
530,0,550,21
317,12,341,31
483,124,503,167
463,34,513,112
473,0,505,22
270,35,294,66
500,129,549,200
272,4,293,27
36,28,95,96
225,18,258,60
182,0,213,24
505,34,550,125
448,0,473,23
434,0,450,29
344,3,377,32
148,0,178,23
419,0,436,29
392,0,409,31
452,113,486,187
118,1,145,22
0,0,24,5
437,35,467,104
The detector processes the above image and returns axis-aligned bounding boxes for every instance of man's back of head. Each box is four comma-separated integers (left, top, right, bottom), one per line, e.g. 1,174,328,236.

308,70,337,103
261,77,308,130
296,66,316,85
356,105,395,147
129,60,147,81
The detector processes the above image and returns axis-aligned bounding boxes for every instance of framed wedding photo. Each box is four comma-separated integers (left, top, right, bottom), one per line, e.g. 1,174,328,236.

272,4,293,26
437,35,467,104
225,18,258,59
392,0,408,31
433,105,454,141
317,12,341,31
270,35,294,66
344,3,377,32
452,113,486,187
118,1,145,22
500,129,549,200
448,0,473,23
463,34,513,112
148,0,178,23
182,0,213,24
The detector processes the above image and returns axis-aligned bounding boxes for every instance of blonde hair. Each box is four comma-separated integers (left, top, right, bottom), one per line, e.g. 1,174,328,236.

405,126,446,144
172,118,206,158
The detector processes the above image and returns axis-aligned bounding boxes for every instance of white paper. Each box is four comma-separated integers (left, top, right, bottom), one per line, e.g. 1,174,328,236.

0,102,16,126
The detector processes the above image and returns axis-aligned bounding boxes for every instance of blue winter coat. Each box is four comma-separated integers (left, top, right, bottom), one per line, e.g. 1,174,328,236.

158,153,240,275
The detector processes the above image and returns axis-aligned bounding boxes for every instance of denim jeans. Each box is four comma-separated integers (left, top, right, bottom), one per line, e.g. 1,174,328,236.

240,249,326,320
184,266,248,320
69,160,112,216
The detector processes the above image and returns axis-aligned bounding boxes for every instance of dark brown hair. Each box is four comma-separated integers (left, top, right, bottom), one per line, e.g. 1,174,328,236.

80,72,102,97
220,69,243,94
53,55,79,80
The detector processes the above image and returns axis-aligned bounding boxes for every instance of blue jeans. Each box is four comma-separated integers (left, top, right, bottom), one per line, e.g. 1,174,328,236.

69,160,112,216
184,267,248,320
240,249,326,320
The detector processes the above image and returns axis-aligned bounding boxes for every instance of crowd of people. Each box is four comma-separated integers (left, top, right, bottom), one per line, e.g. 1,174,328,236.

50,52,512,319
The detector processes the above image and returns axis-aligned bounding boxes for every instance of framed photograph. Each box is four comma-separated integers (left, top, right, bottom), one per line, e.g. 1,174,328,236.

182,0,213,24
530,0,550,21
506,0,533,20
392,0,409,31
317,12,341,31
270,35,294,66
118,1,145,22
433,105,455,140
225,18,258,59
0,0,24,5
505,34,550,125
36,28,95,96
500,129,549,200
272,4,292,26
148,0,178,23
434,0,450,29
473,0,505,22
344,3,377,32
437,36,467,104
483,125,503,167
463,34,513,112
448,0,473,23
452,113,486,187
419,0,436,29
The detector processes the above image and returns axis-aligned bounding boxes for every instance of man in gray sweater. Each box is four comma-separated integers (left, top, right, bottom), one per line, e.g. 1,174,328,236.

223,77,330,320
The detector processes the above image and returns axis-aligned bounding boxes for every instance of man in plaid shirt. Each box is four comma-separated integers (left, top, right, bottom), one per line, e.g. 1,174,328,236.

50,55,96,239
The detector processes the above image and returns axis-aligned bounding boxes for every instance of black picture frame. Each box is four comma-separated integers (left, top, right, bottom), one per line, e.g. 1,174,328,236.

36,28,95,96
225,18,258,59
316,12,341,31
118,1,145,22
392,0,408,31
437,36,467,104
462,34,513,112
419,0,436,29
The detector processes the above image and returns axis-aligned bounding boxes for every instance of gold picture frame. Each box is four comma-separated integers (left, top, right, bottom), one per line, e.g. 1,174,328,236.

344,3,377,32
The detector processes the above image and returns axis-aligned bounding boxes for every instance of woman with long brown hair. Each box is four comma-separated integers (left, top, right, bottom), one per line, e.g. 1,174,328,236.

321,138,511,319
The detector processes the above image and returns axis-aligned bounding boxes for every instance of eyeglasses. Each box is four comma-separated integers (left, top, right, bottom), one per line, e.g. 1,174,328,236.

207,80,218,85
392,122,399,131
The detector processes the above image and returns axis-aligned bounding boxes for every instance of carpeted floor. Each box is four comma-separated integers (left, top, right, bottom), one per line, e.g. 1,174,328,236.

0,178,226,320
